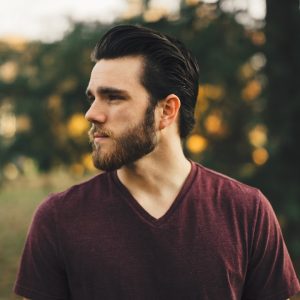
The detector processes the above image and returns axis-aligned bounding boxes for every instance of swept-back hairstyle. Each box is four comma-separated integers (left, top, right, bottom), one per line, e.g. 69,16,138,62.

92,25,199,138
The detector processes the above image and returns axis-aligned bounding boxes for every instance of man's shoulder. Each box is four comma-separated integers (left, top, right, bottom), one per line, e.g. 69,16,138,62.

193,162,263,206
194,162,257,191
37,171,113,215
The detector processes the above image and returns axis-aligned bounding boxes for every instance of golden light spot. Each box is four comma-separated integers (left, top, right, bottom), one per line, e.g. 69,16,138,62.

48,95,62,111
252,148,269,165
202,84,224,100
239,63,255,80
0,61,18,83
251,31,266,46
143,7,166,22
67,114,89,138
197,85,205,100
195,84,224,122
3,163,19,180
1,36,27,51
204,111,226,135
0,112,16,138
185,0,200,6
82,153,96,172
186,134,208,153
248,124,267,147
242,80,262,101
16,115,31,132
195,87,208,117
70,163,85,176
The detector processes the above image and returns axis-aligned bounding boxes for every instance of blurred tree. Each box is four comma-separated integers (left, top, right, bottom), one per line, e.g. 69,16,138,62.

0,2,268,183
0,23,110,175
254,0,300,267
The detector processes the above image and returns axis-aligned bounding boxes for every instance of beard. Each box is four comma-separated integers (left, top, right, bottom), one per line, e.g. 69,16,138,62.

88,103,157,171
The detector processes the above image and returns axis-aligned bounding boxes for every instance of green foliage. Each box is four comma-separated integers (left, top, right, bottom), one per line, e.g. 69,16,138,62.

255,0,300,272
0,23,110,172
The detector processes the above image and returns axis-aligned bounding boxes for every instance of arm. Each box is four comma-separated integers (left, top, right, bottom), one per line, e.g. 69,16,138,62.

14,196,69,299
242,191,300,299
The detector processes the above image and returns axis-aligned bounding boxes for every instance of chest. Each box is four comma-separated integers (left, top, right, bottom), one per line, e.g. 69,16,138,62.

59,205,248,299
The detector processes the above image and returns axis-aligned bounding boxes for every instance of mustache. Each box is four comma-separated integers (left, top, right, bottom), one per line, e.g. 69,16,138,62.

88,124,114,142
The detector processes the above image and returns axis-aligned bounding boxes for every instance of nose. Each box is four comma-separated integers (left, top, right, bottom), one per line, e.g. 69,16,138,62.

85,101,107,124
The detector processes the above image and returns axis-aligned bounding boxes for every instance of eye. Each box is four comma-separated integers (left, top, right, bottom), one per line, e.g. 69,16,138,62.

107,94,125,101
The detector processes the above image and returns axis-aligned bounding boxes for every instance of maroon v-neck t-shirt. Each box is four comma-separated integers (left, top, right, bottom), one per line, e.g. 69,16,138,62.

15,162,300,299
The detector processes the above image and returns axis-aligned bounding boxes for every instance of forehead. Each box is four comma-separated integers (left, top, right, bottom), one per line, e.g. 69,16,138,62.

88,56,145,91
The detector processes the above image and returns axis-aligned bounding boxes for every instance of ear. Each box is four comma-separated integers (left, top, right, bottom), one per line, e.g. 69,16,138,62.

158,94,181,131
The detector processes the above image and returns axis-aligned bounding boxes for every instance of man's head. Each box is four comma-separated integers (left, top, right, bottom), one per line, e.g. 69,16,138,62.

86,25,199,171
91,24,199,138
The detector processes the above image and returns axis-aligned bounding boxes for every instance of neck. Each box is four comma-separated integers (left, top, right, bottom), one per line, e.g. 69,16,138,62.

116,133,192,219
117,135,191,195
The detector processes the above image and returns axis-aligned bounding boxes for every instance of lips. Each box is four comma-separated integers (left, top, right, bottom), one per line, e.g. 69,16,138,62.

92,131,111,144
94,133,109,138
89,125,112,143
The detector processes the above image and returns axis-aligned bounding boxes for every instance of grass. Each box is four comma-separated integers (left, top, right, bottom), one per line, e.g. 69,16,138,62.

0,170,95,300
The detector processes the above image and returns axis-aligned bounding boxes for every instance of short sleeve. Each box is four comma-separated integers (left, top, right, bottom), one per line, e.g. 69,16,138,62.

14,195,70,300
242,191,300,300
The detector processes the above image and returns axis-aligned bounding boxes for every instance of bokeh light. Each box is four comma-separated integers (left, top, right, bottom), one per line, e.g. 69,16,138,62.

186,134,208,153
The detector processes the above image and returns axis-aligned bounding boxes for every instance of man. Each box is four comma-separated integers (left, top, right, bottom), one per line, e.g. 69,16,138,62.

15,25,299,299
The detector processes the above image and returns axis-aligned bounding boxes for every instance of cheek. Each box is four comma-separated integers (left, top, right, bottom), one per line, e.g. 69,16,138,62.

110,106,143,125
107,107,130,123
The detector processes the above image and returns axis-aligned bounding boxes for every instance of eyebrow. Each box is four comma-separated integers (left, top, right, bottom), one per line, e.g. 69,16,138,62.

85,86,130,98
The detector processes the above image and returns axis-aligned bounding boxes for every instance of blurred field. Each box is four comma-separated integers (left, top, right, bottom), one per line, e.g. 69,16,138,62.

0,170,95,299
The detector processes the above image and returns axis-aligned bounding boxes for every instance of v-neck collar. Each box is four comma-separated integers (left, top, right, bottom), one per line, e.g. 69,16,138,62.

110,161,198,227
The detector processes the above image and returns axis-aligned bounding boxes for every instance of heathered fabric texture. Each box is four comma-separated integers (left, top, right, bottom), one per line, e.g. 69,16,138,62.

15,162,300,299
